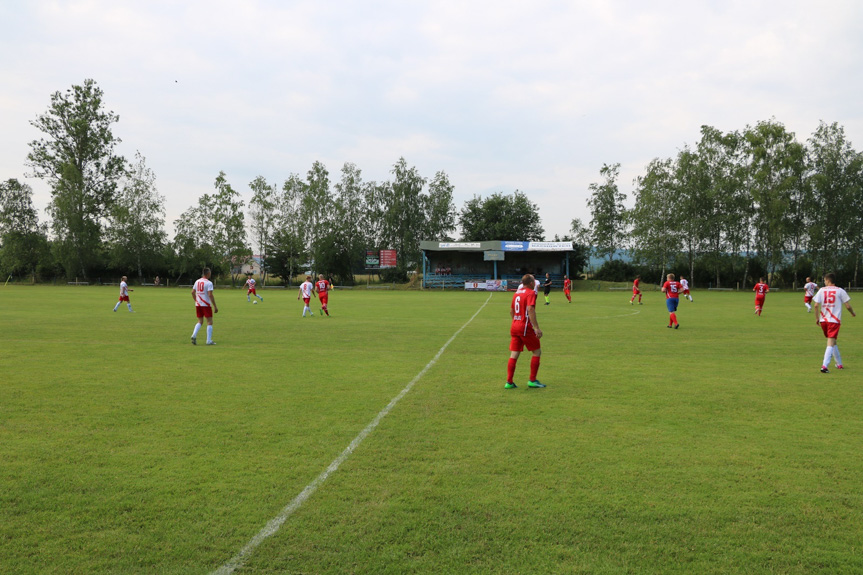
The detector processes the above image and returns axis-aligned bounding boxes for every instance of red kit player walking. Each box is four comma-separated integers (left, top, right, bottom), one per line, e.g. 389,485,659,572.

813,273,856,373
753,278,769,316
505,274,546,389
315,274,332,316
563,275,572,303
661,273,682,328
630,275,642,305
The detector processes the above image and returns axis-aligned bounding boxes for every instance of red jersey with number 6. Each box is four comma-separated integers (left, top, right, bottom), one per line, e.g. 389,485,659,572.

511,287,537,336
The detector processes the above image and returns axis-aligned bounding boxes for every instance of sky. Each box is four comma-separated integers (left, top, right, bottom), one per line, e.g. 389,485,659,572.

1,0,861,242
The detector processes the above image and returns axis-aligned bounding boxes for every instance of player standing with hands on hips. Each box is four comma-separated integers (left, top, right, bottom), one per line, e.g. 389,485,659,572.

813,273,855,373
191,268,218,345
505,274,545,389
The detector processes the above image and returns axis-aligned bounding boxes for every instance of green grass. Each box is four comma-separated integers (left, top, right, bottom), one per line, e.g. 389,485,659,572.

1,286,862,574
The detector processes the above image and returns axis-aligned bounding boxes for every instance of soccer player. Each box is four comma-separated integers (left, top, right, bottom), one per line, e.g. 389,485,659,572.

813,273,856,373
803,276,818,312
753,277,769,316
244,273,263,303
298,275,317,317
563,275,572,303
630,275,642,305
661,273,681,328
315,274,332,316
517,274,540,295
113,276,134,312
191,268,218,345
505,274,545,389
542,273,553,305
680,275,693,302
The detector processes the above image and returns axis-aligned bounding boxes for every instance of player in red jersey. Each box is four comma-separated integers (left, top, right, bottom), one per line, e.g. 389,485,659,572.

191,268,218,345
113,276,134,312
813,273,856,373
630,275,642,305
563,275,572,303
661,273,681,328
753,277,769,316
315,274,332,316
505,274,545,389
244,273,263,303
298,275,317,317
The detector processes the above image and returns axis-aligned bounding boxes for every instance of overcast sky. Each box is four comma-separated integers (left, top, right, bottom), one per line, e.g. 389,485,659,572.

1,1,861,242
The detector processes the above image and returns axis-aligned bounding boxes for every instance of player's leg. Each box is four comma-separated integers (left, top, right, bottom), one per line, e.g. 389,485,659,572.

528,348,543,387
191,315,203,344
113,298,121,312
127,298,133,312
206,316,214,345
506,345,521,388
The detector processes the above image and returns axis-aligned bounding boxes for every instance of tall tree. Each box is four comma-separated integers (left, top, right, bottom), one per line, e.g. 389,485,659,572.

106,152,167,281
0,179,50,281
302,161,332,277
628,158,679,282
27,79,125,279
210,171,249,285
587,163,628,262
248,175,278,284
459,191,544,241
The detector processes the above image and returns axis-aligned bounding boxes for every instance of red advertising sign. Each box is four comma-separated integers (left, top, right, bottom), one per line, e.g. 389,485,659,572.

380,249,397,268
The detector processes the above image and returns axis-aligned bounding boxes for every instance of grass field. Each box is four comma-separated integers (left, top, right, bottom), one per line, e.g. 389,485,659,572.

2,285,862,574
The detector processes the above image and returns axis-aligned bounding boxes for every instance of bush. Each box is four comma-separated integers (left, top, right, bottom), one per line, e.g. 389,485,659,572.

594,259,636,282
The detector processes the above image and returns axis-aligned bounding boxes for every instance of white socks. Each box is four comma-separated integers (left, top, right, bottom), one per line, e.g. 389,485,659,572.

823,346,834,368
192,323,202,338
207,325,213,343
833,346,843,366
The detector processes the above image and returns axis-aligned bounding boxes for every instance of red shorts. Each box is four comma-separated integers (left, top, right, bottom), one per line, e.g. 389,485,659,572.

510,332,541,352
319,294,328,306
820,322,840,339
247,288,256,295
564,289,571,295
755,296,765,306
118,295,130,302
633,288,641,295
683,289,690,295
303,297,311,305
196,306,213,318
804,295,813,303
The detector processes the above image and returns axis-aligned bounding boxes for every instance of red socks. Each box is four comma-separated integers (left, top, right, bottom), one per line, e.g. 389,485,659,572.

530,356,540,381
507,358,517,383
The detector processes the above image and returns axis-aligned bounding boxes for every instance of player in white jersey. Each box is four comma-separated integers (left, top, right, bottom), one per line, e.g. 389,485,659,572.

517,274,540,295
680,276,693,302
298,275,317,317
803,277,818,312
244,273,263,303
113,276,134,312
191,268,218,345
812,273,855,373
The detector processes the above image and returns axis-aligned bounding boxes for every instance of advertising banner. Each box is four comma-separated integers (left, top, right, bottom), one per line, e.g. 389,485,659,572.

380,249,397,268
365,250,380,268
464,280,508,292
483,250,505,261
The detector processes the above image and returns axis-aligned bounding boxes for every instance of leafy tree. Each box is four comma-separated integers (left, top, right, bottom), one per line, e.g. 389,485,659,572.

587,163,628,262
302,161,333,278
106,152,167,281
0,179,51,281
628,158,679,283
264,228,306,285
459,190,544,241
248,175,278,284
27,79,125,279
425,171,458,241
326,162,372,284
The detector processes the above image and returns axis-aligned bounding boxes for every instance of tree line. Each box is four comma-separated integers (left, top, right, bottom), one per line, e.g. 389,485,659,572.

581,120,863,288
1,80,551,285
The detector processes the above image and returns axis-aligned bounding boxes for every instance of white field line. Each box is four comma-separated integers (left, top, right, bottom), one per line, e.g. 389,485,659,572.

211,292,494,575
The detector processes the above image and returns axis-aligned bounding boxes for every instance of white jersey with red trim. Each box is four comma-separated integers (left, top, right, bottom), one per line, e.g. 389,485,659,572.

245,278,256,289
300,281,313,299
120,281,129,297
680,279,689,291
195,278,214,307
813,286,850,324
804,282,818,297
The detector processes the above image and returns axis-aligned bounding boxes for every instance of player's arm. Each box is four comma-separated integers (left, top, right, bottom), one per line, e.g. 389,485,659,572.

191,286,196,300
527,305,542,338
844,301,856,317
209,289,218,313
297,287,302,300
813,302,821,325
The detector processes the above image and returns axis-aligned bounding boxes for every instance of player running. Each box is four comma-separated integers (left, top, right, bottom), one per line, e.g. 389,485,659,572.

563,275,572,303
298,275,317,317
505,274,545,389
315,274,332,316
753,278,769,316
191,268,218,345
813,273,856,373
803,277,818,312
630,275,642,305
680,276,693,302
113,276,134,312
661,273,682,329
244,273,263,303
